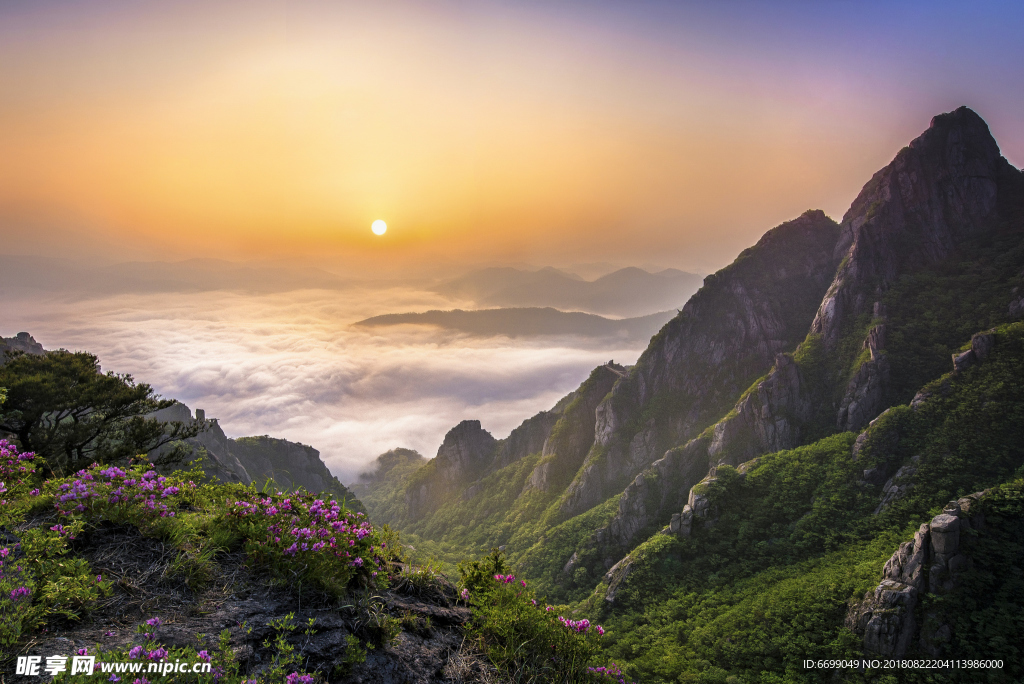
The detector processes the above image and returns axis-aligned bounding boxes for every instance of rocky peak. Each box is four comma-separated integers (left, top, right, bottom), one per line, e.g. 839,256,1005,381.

0,331,46,360
813,107,1022,345
434,420,498,483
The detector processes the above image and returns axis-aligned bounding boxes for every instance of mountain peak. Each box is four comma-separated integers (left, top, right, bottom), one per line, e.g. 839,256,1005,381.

816,107,1023,345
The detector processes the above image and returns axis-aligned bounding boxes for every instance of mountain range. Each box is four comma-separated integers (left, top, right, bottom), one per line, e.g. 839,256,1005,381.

355,307,677,340
431,266,703,317
351,107,1024,681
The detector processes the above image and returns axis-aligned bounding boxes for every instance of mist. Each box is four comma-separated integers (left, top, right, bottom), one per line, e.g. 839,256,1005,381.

1,278,659,483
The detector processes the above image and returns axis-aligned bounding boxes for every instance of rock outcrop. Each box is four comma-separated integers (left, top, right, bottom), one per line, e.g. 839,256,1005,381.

150,402,253,485
151,402,361,507
522,364,622,495
846,494,985,658
0,332,45,359
404,420,498,518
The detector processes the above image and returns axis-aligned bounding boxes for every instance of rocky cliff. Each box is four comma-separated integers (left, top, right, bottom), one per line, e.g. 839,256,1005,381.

151,402,362,508
557,210,841,520
812,107,1022,347
0,332,46,359
846,492,988,658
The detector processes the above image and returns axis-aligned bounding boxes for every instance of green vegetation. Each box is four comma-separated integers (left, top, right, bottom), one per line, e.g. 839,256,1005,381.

0,350,199,475
459,550,620,683
593,323,1024,682
883,228,1024,406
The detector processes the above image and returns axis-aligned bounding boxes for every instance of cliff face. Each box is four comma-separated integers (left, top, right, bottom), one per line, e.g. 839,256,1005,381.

846,492,993,658
521,364,623,496
557,210,841,519
151,403,362,509
813,107,1021,347
229,435,359,504
404,420,499,518
358,108,1024,612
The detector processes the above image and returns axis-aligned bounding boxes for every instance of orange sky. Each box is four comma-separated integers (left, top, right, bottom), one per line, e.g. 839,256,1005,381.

2,1,1022,275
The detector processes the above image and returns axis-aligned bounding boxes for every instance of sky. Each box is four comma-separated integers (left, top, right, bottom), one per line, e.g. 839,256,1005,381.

2,0,1022,275
2,1,1024,479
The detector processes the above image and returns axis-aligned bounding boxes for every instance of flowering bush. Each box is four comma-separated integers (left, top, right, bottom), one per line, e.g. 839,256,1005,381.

0,439,41,525
48,613,324,684
221,490,390,597
458,550,621,682
43,461,198,525
1,442,115,655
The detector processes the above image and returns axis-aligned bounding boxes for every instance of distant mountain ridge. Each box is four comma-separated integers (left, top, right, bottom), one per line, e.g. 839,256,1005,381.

355,307,676,340
432,266,703,317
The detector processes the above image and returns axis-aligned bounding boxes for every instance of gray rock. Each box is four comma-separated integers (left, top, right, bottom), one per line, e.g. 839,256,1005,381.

1008,295,1024,318
560,211,841,519
838,353,891,431
952,349,976,372
929,514,961,555
812,107,1015,347
971,332,994,360
602,556,635,604
846,579,918,657
0,331,46,360
875,465,918,514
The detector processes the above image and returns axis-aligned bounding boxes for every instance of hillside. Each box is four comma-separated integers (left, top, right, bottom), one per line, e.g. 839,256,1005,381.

354,107,1024,681
150,402,362,509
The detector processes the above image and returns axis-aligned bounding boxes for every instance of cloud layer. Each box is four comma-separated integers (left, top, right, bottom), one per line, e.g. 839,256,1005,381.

4,287,650,483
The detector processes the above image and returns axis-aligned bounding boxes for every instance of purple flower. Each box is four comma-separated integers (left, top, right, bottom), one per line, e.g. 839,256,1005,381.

197,650,211,663
146,617,162,627
128,646,145,659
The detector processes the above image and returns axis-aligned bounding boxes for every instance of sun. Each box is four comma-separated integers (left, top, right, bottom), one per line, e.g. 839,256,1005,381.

371,220,387,236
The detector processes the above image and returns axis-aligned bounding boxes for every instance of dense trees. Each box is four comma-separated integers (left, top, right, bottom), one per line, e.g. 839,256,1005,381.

0,350,200,474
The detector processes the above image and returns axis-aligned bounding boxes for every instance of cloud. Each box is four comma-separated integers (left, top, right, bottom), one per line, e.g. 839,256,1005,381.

3,287,649,483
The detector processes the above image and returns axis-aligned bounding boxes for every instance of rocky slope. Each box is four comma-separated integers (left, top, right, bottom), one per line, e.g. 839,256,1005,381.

151,402,362,508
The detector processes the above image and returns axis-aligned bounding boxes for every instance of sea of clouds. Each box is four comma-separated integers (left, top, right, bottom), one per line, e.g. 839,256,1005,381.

3,286,650,483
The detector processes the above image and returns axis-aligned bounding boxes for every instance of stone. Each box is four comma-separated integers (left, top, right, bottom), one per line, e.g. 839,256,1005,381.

971,332,995,360
1008,296,1024,319
929,513,961,555
846,579,918,657
952,349,976,372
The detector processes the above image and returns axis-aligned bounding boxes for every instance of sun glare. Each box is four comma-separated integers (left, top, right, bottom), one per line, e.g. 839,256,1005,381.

371,220,387,236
